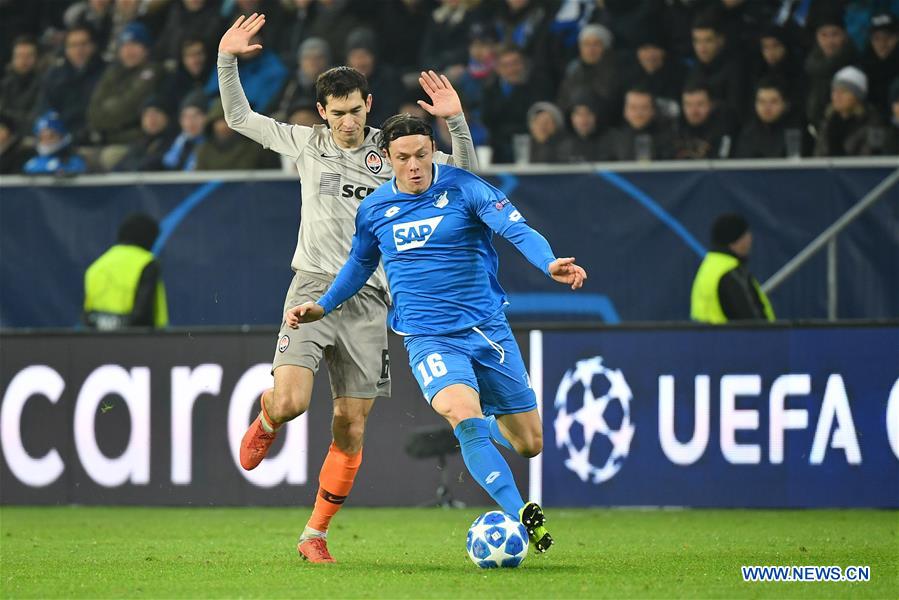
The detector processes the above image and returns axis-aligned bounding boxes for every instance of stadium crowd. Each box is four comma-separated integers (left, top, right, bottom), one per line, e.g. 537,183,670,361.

1,0,898,175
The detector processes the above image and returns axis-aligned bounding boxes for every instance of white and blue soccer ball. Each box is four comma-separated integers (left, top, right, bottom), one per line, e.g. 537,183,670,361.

466,511,529,568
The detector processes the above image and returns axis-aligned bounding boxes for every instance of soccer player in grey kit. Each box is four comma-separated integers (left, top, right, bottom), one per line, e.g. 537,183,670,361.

218,13,478,563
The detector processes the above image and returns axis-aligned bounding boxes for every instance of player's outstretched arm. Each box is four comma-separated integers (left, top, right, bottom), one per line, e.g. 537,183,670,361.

285,302,324,328
481,199,587,290
297,209,382,323
217,13,311,158
417,71,462,118
219,13,265,57
548,257,587,290
418,70,478,170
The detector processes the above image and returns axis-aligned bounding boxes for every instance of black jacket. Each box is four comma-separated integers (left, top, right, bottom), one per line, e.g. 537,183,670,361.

715,247,768,321
804,42,856,126
686,51,747,119
735,112,806,158
673,109,733,160
860,45,899,119
0,68,42,135
39,54,106,143
601,119,675,161
482,79,540,164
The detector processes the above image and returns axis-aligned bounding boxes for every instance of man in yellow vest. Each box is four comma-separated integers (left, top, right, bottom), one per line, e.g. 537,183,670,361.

690,213,775,323
83,213,169,330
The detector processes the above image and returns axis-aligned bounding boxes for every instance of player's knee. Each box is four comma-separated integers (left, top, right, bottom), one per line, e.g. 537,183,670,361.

332,406,368,446
270,385,309,421
436,405,481,429
332,421,365,454
517,430,543,458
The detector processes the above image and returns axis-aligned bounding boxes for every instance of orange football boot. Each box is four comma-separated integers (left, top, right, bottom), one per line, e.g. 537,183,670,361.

239,393,278,470
297,537,336,563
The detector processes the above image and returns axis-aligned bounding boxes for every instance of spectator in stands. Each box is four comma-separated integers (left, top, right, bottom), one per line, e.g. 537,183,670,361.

602,87,675,161
591,0,670,56
735,79,806,159
274,37,331,121
87,22,163,147
685,11,745,120
457,23,498,112
814,66,886,156
204,30,287,114
674,81,733,159
526,101,564,163
492,0,550,57
161,38,212,112
0,36,42,136
195,101,279,170
286,102,324,128
38,25,106,145
274,0,318,69
860,13,899,120
884,78,899,153
419,0,480,73
83,213,168,330
712,0,777,52
620,30,684,113
805,12,856,127
345,28,405,129
0,114,31,174
161,91,206,171
690,212,775,324
556,24,618,116
154,0,222,64
557,95,605,162
225,0,286,53
23,111,87,175
481,45,541,164
752,25,806,111
113,97,176,172
369,0,430,73
285,0,363,70
64,0,114,55
101,1,167,63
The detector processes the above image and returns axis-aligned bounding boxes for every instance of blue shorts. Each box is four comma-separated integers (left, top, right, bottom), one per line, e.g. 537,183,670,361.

403,313,537,416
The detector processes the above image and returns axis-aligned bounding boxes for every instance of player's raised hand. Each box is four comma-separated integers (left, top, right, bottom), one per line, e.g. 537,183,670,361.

549,257,587,290
218,13,265,57
284,302,325,328
417,70,463,118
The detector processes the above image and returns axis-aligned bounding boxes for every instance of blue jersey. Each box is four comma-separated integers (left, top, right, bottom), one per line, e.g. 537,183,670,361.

318,163,556,335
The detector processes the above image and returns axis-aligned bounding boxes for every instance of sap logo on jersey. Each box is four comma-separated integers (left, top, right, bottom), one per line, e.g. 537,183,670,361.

393,216,444,251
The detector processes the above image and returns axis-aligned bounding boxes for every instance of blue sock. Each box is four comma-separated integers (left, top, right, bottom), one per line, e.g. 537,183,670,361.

453,417,524,515
485,414,515,451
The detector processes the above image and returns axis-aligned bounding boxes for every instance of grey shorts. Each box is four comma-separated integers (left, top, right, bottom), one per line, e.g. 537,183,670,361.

273,270,391,399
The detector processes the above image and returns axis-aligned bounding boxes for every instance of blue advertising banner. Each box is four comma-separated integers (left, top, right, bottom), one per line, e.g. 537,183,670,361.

536,325,899,507
1,165,897,328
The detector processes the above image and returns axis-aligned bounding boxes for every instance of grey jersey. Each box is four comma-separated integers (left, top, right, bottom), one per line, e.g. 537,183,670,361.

217,53,478,292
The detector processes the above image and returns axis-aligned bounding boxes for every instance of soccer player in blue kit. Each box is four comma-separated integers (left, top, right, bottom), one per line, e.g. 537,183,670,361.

285,114,587,553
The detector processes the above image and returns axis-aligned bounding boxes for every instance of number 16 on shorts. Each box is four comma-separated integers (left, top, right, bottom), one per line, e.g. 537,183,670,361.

417,353,447,385
414,353,448,402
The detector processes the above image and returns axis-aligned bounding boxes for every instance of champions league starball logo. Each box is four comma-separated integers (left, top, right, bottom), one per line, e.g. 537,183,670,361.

553,357,635,484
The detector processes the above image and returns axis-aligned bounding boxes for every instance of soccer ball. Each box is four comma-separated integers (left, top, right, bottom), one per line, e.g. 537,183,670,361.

466,511,529,568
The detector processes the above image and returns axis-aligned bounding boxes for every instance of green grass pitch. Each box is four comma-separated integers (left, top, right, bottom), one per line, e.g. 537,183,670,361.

1,507,895,598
